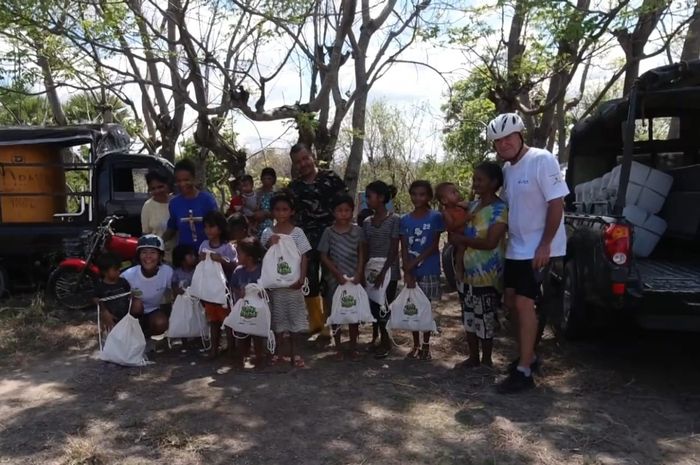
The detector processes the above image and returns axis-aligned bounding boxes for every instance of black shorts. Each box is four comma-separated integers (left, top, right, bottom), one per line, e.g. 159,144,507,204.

503,259,551,300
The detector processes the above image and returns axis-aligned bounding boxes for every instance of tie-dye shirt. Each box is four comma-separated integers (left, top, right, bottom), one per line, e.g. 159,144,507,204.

462,199,508,292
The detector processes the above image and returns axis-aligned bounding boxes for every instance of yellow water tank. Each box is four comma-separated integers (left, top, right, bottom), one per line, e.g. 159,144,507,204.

0,144,67,223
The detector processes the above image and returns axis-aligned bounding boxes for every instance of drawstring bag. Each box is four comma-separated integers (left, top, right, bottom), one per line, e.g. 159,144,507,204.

327,281,376,326
190,253,228,305
386,286,436,333
168,291,208,340
100,313,149,367
223,284,275,353
364,257,391,306
259,235,301,289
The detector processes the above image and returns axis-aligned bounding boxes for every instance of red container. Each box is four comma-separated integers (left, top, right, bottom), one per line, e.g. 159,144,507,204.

107,233,138,261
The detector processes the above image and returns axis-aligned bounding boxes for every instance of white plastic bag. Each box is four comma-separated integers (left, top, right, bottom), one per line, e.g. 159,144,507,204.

190,253,228,304
99,314,149,366
328,281,376,325
387,286,436,333
259,235,301,288
168,291,207,339
364,257,391,306
223,284,273,338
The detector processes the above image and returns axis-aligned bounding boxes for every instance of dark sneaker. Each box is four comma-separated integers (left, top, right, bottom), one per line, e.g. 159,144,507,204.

496,370,535,394
507,356,541,375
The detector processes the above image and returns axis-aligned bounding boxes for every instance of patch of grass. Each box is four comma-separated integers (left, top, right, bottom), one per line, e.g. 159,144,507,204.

0,293,95,360
146,423,206,453
61,436,106,465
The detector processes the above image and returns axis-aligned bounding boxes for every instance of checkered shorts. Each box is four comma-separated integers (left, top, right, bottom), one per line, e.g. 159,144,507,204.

417,274,442,302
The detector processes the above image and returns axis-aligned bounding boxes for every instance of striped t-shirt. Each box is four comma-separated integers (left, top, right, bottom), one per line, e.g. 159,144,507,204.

363,213,401,280
317,224,365,279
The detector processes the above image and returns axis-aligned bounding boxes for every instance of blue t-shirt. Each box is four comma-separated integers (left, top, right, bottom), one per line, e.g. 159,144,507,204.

230,264,262,302
399,209,444,277
167,191,218,250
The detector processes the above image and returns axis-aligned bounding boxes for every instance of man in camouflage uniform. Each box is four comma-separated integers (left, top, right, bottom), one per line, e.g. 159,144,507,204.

289,143,347,333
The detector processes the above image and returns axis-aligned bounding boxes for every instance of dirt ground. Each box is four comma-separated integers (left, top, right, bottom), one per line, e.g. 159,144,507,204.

1,292,700,465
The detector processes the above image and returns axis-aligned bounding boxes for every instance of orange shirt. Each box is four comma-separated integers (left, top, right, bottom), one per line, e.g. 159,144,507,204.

443,205,470,233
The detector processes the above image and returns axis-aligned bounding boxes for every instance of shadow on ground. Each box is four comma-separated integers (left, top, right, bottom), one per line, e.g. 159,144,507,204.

1,294,699,465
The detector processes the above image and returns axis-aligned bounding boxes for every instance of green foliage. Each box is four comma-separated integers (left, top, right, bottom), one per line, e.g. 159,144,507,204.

442,69,495,165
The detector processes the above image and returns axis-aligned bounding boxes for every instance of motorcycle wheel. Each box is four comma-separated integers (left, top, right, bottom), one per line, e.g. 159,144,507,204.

46,267,97,310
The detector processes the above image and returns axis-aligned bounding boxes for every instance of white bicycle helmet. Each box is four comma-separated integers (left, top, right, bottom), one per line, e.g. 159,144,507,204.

486,113,525,141
137,234,165,252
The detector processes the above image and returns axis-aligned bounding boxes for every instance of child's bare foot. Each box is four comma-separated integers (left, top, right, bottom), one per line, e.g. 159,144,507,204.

293,356,306,368
405,346,420,359
418,344,432,361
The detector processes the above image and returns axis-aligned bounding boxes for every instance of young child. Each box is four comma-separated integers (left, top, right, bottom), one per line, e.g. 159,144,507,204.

230,236,266,369
94,252,134,332
239,175,259,232
436,182,473,290
362,181,400,359
400,180,444,360
255,167,277,238
260,192,311,368
228,212,250,243
171,244,197,296
318,194,366,361
435,182,472,233
199,211,238,359
226,177,244,216
448,162,507,368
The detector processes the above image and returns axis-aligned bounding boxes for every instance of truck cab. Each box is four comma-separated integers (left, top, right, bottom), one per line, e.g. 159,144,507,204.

545,60,700,337
0,124,172,295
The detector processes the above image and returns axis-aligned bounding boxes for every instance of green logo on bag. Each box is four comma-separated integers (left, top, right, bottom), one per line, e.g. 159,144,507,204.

367,270,378,282
277,256,292,275
404,298,418,316
340,290,357,308
240,300,258,319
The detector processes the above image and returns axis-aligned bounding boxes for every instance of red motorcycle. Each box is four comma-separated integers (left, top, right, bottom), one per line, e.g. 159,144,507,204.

47,215,139,309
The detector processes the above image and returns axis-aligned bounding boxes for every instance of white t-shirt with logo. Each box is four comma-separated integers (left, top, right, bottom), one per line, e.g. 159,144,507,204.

502,147,569,260
121,264,174,314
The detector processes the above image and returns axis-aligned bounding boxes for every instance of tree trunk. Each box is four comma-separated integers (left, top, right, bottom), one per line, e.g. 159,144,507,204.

35,50,68,126
669,0,700,138
617,0,672,95
344,89,368,197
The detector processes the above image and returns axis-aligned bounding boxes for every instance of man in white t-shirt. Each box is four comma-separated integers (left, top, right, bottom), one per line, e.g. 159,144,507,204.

487,113,569,394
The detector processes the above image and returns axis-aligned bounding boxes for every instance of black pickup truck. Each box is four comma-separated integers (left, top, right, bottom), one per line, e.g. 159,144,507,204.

544,60,700,338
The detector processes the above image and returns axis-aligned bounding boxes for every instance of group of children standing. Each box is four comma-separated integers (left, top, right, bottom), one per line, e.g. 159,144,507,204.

97,161,510,371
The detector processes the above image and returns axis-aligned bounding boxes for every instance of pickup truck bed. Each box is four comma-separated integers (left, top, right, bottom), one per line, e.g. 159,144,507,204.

636,260,700,294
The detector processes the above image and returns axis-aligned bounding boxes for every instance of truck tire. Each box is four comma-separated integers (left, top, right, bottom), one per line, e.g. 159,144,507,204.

46,267,96,310
555,260,588,340
0,265,7,298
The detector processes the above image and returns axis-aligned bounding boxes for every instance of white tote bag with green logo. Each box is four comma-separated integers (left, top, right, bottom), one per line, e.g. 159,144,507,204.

387,286,436,332
364,257,391,306
328,282,375,325
223,284,273,339
259,235,301,288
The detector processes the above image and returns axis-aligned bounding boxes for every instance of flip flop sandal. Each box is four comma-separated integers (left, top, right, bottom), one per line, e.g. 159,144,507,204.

405,347,420,359
419,345,432,361
293,357,306,368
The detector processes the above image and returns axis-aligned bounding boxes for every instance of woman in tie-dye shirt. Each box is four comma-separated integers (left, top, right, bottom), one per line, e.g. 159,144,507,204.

448,162,508,368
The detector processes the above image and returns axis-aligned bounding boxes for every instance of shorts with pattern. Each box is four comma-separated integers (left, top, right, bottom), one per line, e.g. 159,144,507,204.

269,288,309,333
463,286,500,339
417,274,442,302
